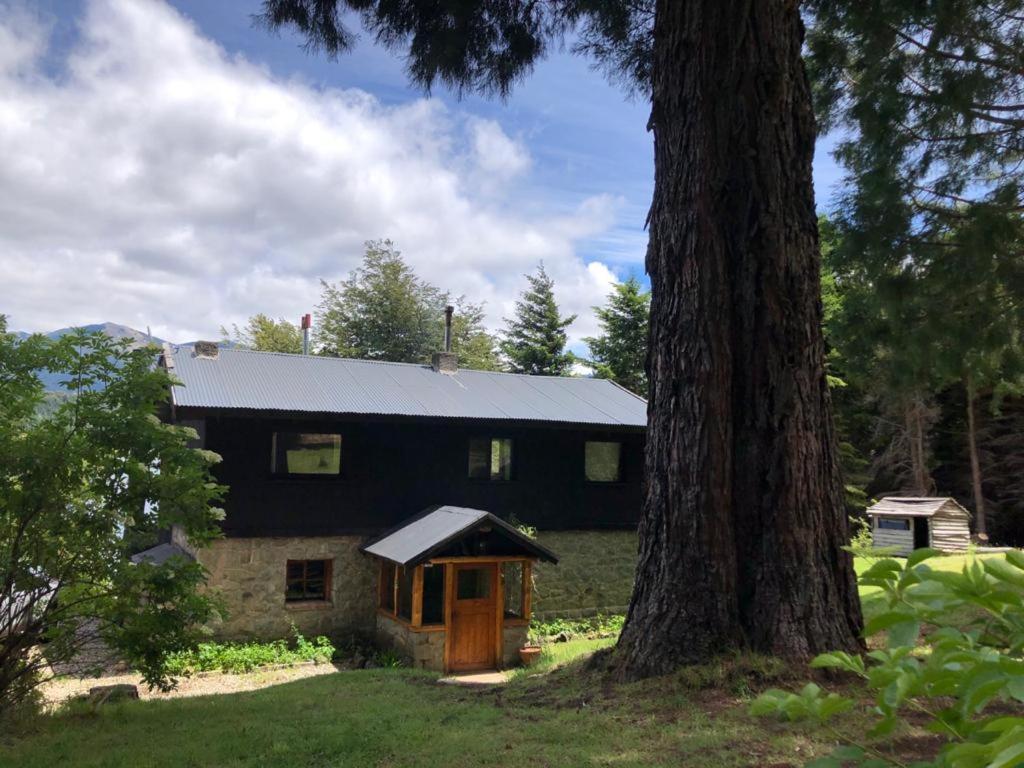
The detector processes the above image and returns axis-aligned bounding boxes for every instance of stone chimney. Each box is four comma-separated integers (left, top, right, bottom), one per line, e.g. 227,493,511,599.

192,340,219,359
431,305,457,373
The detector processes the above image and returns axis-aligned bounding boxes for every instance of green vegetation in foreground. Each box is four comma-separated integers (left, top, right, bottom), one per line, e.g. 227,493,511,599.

3,639,849,768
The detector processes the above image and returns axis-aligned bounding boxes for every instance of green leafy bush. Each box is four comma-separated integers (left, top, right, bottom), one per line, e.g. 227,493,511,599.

529,614,625,643
751,549,1024,767
165,627,335,675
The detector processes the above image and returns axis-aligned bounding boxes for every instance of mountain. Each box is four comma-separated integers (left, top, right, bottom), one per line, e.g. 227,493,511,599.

43,322,166,347
11,322,193,391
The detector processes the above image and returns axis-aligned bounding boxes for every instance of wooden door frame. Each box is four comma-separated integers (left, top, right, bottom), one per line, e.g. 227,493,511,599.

444,561,498,673
439,557,536,673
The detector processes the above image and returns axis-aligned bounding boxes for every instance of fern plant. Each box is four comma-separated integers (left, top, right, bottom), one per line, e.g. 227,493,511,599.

752,550,1024,767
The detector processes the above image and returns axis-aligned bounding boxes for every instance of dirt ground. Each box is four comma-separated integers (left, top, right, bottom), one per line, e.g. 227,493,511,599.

41,662,341,708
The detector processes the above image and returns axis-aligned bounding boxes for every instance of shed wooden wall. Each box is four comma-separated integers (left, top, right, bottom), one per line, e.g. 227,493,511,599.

871,517,914,556
930,503,971,552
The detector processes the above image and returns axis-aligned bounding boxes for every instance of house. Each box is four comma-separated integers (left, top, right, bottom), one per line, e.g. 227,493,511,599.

153,339,646,672
866,497,972,556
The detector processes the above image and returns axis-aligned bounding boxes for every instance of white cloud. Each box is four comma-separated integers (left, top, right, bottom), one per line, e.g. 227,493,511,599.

0,0,625,346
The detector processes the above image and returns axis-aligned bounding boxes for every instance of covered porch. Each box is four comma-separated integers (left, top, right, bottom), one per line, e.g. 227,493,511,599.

362,505,558,673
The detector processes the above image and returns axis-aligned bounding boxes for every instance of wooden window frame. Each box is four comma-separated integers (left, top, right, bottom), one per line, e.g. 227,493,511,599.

374,557,535,639
285,558,333,603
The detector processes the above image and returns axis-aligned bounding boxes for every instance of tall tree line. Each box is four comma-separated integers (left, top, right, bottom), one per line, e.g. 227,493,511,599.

808,1,1024,542
227,242,588,376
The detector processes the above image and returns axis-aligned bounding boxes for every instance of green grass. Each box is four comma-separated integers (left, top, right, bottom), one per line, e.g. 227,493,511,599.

4,553,1004,767
3,638,846,768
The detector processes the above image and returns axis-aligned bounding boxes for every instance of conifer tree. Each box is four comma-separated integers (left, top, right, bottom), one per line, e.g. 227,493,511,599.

499,264,576,376
583,277,650,395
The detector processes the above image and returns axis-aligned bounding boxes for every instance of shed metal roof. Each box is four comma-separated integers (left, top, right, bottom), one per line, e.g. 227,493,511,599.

164,347,646,427
866,497,971,518
361,505,558,567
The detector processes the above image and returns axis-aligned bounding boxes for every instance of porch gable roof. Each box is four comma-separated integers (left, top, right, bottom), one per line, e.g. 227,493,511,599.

361,505,558,567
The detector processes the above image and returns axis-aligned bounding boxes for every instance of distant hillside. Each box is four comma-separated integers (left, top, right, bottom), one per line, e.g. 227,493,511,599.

10,322,224,391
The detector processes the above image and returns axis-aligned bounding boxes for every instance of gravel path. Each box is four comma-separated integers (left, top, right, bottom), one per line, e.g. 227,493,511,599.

41,662,341,708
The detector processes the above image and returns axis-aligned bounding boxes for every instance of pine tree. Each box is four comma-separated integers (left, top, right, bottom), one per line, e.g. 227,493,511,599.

583,277,649,395
220,314,303,354
499,264,576,376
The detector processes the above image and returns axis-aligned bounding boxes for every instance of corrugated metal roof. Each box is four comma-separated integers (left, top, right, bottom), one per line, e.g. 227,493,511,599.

165,347,646,427
866,497,971,518
361,505,558,567
130,543,195,565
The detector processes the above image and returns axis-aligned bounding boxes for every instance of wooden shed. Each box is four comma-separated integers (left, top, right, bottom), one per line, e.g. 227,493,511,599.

866,497,971,556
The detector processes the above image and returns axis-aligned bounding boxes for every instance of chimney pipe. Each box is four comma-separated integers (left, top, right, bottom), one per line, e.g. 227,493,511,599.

443,305,453,352
300,313,312,355
432,306,458,373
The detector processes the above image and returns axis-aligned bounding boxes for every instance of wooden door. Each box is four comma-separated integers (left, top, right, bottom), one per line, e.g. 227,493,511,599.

449,563,497,672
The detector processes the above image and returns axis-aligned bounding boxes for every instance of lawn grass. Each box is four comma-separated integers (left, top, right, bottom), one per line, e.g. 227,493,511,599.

3,552,1004,767
3,639,848,768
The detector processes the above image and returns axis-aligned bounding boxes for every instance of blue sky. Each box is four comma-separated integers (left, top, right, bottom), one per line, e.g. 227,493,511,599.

2,0,845,346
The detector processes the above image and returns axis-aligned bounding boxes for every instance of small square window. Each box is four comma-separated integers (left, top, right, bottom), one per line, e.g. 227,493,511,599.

272,433,341,475
468,438,513,481
456,568,492,600
585,441,622,482
286,559,332,602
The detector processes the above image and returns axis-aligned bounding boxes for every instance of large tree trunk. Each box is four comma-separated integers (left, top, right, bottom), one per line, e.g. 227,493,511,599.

616,0,862,678
964,373,987,540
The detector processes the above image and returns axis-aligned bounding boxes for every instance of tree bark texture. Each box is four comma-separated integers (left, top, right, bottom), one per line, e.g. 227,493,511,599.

965,374,987,539
616,0,863,678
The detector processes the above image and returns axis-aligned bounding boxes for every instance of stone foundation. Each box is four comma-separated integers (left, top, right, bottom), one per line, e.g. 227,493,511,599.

196,536,377,640
532,530,637,619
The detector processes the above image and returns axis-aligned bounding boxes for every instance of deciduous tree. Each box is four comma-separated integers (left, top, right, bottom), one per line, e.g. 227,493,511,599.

0,321,225,714
220,314,303,354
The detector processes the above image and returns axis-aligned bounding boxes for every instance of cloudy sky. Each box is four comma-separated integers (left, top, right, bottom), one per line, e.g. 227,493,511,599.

1,0,845,348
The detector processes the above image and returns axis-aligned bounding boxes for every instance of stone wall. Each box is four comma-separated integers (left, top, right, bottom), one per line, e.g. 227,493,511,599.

376,614,445,669
196,536,377,640
532,530,637,619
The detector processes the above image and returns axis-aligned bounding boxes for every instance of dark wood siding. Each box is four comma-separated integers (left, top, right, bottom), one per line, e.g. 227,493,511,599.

197,414,643,537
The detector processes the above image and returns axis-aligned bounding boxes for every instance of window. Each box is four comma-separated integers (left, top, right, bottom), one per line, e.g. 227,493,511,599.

877,518,911,531
379,562,396,612
585,441,622,482
272,433,341,475
286,559,331,602
503,562,525,619
456,567,492,599
468,438,513,481
397,567,414,621
421,565,445,626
